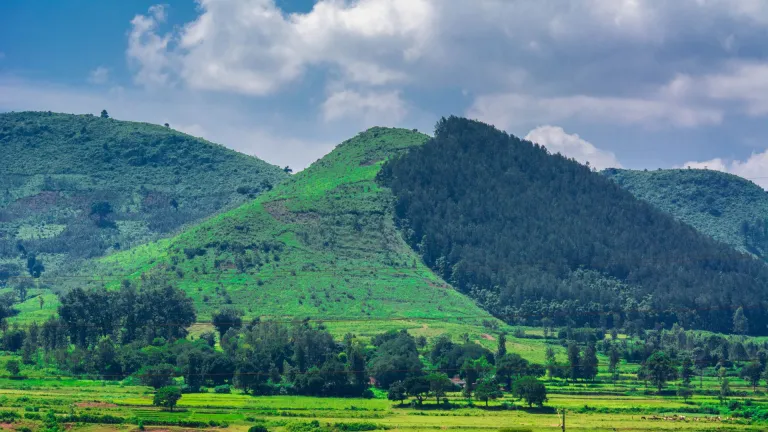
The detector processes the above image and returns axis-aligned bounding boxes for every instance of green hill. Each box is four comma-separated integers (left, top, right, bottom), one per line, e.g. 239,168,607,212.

603,168,768,259
0,111,288,280
88,127,494,335
379,117,768,335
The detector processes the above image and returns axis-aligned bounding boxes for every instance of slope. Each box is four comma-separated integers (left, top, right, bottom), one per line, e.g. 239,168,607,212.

93,127,494,332
603,168,768,259
379,116,768,335
0,111,288,281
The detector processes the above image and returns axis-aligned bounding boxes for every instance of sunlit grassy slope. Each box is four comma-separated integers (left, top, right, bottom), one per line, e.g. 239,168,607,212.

94,127,494,330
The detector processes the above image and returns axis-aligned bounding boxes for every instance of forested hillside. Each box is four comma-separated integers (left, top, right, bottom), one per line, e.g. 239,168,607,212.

379,116,768,335
603,168,768,259
0,111,288,280
89,127,492,325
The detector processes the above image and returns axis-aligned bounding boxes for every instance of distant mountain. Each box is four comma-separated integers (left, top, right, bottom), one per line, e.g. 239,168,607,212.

379,117,768,334
90,127,492,324
0,111,288,280
603,168,768,259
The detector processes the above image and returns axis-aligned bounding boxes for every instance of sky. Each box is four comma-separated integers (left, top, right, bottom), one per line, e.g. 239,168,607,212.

2,0,768,187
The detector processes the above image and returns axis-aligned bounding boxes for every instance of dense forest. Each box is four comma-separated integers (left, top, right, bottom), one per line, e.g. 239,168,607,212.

379,116,768,335
603,168,768,260
0,111,288,280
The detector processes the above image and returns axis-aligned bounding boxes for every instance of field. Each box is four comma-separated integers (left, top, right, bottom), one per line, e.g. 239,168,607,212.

0,371,765,431
2,327,768,431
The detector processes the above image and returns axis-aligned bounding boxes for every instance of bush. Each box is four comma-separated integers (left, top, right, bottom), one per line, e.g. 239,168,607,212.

0,411,20,422
215,384,232,394
248,426,269,432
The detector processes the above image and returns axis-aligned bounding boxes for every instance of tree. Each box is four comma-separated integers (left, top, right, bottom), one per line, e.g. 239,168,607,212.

5,360,20,376
680,356,694,386
677,382,693,401
497,333,507,357
475,378,503,407
138,363,176,389
740,360,762,391
212,307,243,338
90,201,113,228
580,344,598,382
567,342,581,383
164,123,170,128
404,376,429,405
644,351,677,393
153,386,182,411
26,253,44,278
100,110,109,119
283,166,293,174
545,346,557,379
733,307,748,335
512,376,548,407
719,378,731,403
426,373,453,405
388,380,407,406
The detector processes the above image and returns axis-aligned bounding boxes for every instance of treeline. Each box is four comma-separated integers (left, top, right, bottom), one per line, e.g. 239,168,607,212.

379,116,768,335
1,284,546,406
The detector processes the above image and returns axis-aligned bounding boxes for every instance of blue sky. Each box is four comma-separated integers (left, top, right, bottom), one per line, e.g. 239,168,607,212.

2,0,768,187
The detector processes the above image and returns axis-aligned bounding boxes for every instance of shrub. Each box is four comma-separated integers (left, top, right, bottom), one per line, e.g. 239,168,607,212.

248,426,269,432
215,384,232,394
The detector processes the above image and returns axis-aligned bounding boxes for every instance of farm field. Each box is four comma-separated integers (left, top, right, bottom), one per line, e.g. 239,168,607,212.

0,375,765,431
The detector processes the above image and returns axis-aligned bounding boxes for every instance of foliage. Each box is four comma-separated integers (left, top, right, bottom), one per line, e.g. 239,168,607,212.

640,351,677,392
603,167,768,259
512,376,547,407
153,385,182,411
381,116,768,334
0,111,288,279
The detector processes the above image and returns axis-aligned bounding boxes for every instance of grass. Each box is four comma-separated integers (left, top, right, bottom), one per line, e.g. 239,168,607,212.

0,373,765,431
75,127,501,338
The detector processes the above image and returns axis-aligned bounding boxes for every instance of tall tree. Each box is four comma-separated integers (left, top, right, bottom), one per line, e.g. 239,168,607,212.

497,333,507,357
581,344,598,382
567,342,581,383
733,307,748,335
643,351,677,393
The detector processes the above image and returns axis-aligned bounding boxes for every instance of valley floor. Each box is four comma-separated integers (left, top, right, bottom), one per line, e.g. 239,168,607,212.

0,376,766,431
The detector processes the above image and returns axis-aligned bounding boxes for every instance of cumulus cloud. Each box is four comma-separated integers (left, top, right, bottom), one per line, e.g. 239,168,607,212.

87,66,110,84
525,126,622,170
127,4,174,88
679,151,768,189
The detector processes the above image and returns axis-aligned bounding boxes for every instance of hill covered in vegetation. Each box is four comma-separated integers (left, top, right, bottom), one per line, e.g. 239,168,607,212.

0,111,288,281
603,168,768,259
90,127,493,327
379,116,768,335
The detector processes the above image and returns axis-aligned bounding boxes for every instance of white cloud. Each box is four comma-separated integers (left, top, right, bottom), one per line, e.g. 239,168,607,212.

88,66,110,84
322,89,407,126
679,152,768,189
127,4,174,88
525,126,622,170
128,0,432,96
467,91,722,130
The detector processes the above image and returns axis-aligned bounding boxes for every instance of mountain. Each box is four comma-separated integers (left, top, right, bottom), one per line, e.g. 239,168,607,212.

379,116,768,335
91,127,493,328
0,111,288,281
603,168,768,259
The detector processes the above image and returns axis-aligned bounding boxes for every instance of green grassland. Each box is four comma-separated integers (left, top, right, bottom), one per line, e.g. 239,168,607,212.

0,364,765,431
83,127,496,334
0,111,288,277
603,168,768,256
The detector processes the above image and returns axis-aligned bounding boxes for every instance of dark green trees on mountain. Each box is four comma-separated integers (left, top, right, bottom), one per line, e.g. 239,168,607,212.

603,168,768,260
380,116,768,335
